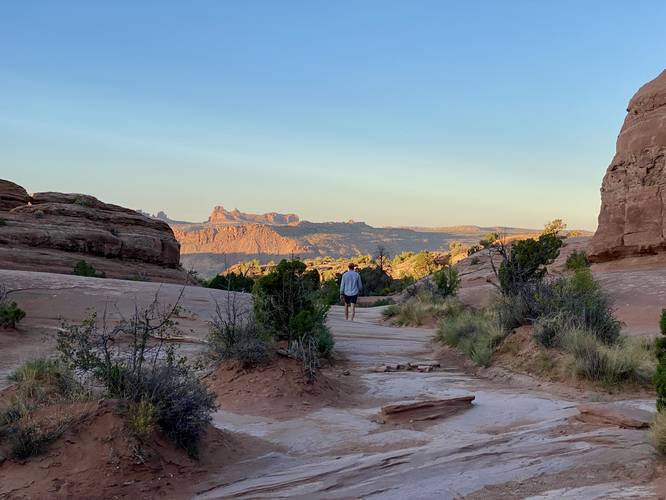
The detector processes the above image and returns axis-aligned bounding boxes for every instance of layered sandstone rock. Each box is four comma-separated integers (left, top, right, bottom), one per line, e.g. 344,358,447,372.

0,180,185,282
589,70,666,261
0,180,29,211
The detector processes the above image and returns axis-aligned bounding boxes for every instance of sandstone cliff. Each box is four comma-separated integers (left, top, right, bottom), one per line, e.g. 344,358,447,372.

0,180,187,282
589,70,666,261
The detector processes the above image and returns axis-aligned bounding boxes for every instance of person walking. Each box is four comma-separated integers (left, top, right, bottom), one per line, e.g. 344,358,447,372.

340,262,363,321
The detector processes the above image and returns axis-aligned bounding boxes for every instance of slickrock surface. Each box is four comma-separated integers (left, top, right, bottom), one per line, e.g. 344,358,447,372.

589,69,666,261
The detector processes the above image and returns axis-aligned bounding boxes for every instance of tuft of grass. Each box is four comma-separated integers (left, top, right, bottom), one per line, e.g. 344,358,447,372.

9,358,78,400
560,329,655,386
384,295,464,327
565,250,590,271
650,411,666,454
437,309,506,367
129,399,157,438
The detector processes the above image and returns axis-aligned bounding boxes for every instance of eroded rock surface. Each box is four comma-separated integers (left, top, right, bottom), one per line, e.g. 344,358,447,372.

589,69,666,261
0,180,186,282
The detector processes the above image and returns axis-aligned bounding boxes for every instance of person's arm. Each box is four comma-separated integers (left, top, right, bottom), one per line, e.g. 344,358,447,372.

340,273,346,295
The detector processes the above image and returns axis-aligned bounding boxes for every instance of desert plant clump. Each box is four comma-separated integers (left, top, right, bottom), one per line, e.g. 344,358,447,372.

655,309,666,412
432,266,460,298
209,291,271,369
56,292,216,456
565,250,590,271
650,411,666,454
208,272,255,292
252,259,333,382
0,285,26,329
73,260,105,278
437,308,506,368
0,217,7,226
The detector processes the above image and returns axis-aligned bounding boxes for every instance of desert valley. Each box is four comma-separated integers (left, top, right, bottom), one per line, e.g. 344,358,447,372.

3,3,666,499
1,68,666,499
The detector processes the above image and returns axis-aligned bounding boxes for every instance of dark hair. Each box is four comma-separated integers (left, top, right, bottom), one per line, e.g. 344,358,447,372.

348,262,355,270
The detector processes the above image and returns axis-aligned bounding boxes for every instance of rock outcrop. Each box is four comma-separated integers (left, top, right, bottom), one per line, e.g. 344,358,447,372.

589,69,666,261
0,180,29,211
0,180,186,282
207,205,300,225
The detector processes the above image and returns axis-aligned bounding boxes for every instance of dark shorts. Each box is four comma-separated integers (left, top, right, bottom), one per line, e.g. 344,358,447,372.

343,294,358,304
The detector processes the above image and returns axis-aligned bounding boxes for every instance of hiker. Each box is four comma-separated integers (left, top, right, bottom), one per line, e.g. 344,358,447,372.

340,262,363,321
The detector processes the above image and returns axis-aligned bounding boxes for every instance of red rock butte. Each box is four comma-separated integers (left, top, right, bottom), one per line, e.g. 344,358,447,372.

589,69,666,261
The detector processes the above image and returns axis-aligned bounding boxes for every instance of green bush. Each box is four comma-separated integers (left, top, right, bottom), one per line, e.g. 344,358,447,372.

357,266,391,295
650,410,666,454
252,259,322,342
73,260,105,278
533,313,572,348
536,268,620,345
0,301,26,328
655,309,666,411
432,266,460,297
498,233,562,296
565,250,590,271
128,399,157,437
208,272,255,292
0,218,6,226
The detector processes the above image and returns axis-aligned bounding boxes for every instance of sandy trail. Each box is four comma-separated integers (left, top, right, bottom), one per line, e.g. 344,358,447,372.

198,307,660,499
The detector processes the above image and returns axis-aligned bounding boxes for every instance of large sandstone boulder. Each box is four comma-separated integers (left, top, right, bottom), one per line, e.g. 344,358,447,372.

0,180,29,211
0,180,184,281
589,69,666,261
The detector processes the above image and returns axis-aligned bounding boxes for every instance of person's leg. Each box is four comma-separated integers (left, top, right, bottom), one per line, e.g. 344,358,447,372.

350,302,356,321
344,299,349,320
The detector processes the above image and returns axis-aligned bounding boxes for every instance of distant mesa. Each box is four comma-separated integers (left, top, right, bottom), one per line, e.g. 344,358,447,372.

589,69,666,262
207,205,300,226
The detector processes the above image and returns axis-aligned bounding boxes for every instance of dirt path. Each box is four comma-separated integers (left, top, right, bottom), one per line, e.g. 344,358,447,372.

197,307,661,499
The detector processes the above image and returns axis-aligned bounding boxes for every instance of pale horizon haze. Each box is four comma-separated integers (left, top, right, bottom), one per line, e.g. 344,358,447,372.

3,1,666,230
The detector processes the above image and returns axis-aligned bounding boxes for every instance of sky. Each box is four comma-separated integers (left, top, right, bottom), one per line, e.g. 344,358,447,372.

2,1,665,230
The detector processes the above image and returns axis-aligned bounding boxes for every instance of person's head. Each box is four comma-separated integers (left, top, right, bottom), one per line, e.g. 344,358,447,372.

348,262,355,271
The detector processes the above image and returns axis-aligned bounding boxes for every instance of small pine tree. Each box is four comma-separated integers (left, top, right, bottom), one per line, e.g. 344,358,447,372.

655,309,666,411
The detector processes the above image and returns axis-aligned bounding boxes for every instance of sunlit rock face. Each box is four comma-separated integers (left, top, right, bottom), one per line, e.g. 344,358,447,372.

589,70,666,262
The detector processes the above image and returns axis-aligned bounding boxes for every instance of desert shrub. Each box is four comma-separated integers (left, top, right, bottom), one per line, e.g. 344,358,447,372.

470,256,481,265
73,260,105,278
358,266,391,295
535,268,620,345
209,292,271,368
565,250,590,271
0,218,6,226
0,300,26,328
74,196,93,207
655,309,666,411
480,232,500,249
252,259,322,342
467,244,483,256
533,313,573,348
497,233,563,296
208,272,255,292
437,309,504,367
128,399,157,437
319,278,342,305
8,425,59,459
448,241,468,262
411,251,440,280
650,411,666,454
560,329,654,386
432,266,460,297
491,293,530,332
57,292,216,455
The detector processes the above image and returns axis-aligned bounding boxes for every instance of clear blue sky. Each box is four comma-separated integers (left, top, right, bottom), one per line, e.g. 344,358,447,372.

2,1,665,229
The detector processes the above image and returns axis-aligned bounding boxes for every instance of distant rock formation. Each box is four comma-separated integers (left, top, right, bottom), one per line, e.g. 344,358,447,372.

207,205,300,225
0,180,186,282
589,70,666,261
